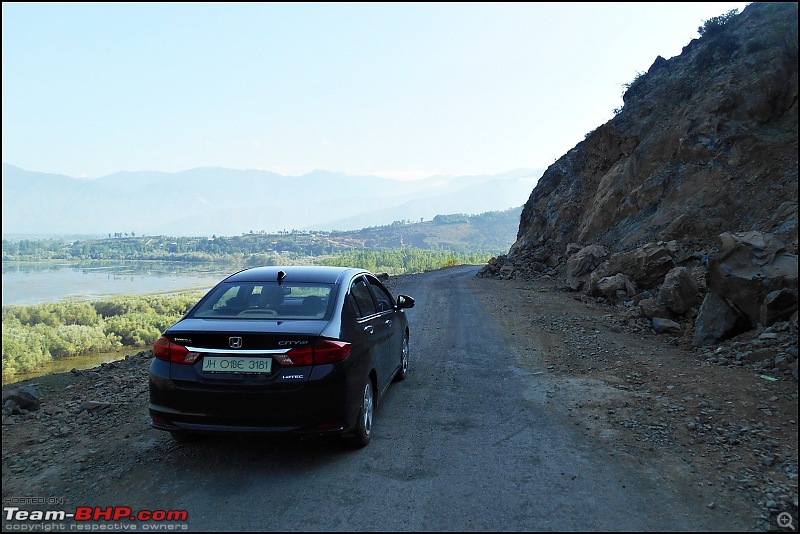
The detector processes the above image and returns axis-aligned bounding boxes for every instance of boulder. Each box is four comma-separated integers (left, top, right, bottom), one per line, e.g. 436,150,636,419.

2,386,40,413
499,263,515,280
565,245,610,291
760,288,799,326
693,292,743,346
652,317,682,334
591,242,678,291
705,231,799,327
639,296,673,319
593,273,636,301
659,266,700,315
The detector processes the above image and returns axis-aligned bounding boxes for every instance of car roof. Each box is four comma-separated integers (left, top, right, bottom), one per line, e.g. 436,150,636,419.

223,265,368,285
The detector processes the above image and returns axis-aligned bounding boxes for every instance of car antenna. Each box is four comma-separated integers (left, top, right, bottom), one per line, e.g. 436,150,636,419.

277,270,286,285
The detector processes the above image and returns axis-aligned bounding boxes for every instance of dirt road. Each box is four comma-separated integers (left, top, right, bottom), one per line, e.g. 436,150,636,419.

2,266,796,531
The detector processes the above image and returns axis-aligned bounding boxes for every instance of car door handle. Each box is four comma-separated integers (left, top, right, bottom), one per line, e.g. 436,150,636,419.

384,320,393,327
364,325,374,334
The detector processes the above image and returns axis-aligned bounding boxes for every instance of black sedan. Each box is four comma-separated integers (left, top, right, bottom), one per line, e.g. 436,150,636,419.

148,266,414,447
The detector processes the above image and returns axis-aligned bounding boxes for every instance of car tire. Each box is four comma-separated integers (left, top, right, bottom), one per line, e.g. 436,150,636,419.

347,379,374,448
394,334,409,382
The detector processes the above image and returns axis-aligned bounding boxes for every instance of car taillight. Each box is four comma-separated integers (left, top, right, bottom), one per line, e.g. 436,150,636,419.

277,340,351,366
153,336,199,365
276,346,313,366
313,340,351,364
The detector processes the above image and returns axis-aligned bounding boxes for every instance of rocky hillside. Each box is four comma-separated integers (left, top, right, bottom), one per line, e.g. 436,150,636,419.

482,2,798,353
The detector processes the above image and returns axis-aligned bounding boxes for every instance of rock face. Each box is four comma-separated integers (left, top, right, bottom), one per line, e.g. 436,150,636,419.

483,2,798,347
511,2,797,258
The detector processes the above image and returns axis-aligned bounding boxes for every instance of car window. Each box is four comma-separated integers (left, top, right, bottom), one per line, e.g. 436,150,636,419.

350,277,377,318
365,275,393,313
190,282,334,320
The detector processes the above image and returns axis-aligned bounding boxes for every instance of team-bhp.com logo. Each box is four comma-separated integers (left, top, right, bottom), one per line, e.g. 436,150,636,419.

4,506,188,530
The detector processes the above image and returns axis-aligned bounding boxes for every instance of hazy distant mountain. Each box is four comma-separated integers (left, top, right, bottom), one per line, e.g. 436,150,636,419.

317,176,539,231
1,164,542,237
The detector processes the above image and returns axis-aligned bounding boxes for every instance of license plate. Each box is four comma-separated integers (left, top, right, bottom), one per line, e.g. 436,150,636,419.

201,356,272,374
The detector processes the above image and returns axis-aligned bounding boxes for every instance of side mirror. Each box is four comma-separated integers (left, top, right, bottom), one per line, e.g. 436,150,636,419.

396,294,415,309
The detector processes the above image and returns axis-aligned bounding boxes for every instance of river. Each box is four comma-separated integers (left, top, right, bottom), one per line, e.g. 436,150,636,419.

2,260,240,385
2,260,239,306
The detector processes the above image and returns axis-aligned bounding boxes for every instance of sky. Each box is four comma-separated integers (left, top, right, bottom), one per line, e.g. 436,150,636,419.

2,2,749,181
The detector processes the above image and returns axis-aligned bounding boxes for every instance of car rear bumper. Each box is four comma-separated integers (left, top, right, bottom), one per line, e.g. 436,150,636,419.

148,359,362,435
148,414,347,436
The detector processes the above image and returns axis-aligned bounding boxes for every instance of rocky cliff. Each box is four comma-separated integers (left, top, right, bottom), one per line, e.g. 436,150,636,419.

481,2,798,350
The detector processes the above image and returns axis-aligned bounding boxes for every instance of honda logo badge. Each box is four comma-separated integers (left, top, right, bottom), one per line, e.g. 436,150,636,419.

229,336,243,348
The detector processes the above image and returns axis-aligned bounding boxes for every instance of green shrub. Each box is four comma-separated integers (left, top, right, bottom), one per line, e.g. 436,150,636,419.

4,304,62,327
150,293,202,316
1,292,202,381
92,298,154,317
56,302,102,326
32,324,121,359
103,312,176,346
2,324,51,379
318,247,492,275
698,9,739,37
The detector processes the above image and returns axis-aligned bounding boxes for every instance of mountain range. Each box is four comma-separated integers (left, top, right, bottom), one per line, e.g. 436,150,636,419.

1,164,542,237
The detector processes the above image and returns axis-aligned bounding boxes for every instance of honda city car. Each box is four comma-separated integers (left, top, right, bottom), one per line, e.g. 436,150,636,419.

148,266,414,447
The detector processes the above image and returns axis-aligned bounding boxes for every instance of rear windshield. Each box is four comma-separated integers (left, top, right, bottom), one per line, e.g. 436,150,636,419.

190,282,335,321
